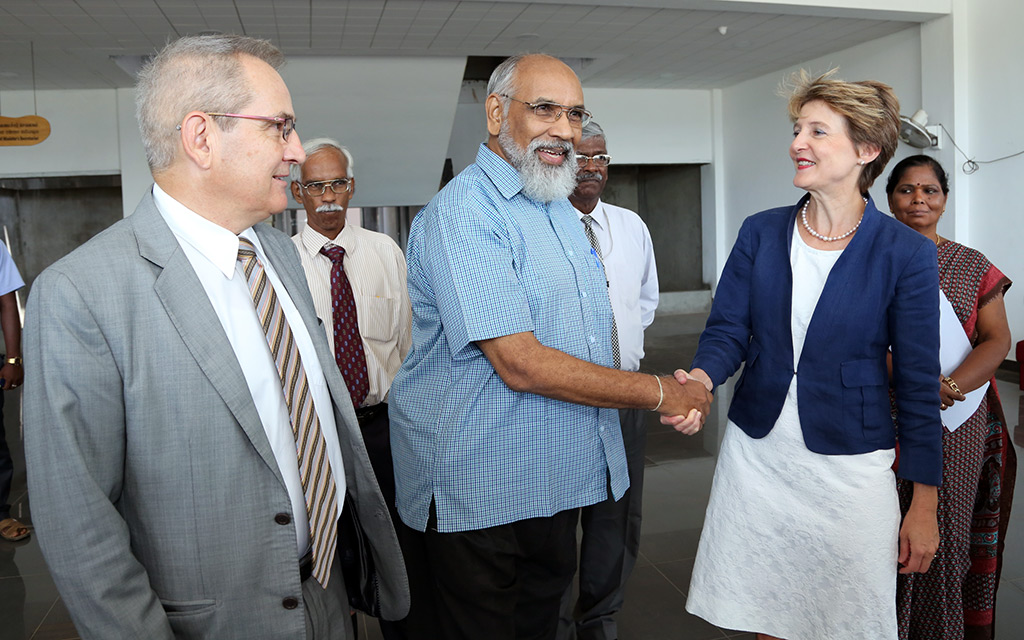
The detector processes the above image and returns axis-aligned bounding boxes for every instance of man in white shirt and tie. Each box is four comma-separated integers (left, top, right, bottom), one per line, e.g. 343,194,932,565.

290,138,416,638
561,121,660,640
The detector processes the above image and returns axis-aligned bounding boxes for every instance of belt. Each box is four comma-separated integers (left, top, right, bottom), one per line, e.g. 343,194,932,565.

355,402,386,427
299,549,313,582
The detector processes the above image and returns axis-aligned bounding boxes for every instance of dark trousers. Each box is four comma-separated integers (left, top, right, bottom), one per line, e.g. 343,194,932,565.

559,408,648,640
357,405,441,640
0,391,11,520
424,507,579,640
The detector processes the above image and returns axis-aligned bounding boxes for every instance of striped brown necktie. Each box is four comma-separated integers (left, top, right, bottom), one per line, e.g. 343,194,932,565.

237,237,338,586
581,214,621,369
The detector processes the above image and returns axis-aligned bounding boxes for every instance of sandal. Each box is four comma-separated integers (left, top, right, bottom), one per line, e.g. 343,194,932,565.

0,517,30,542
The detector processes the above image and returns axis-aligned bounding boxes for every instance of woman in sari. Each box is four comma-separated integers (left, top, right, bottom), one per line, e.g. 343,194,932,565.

886,154,1016,640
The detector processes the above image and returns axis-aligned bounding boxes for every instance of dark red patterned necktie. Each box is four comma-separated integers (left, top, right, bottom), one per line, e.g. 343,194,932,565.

319,244,369,408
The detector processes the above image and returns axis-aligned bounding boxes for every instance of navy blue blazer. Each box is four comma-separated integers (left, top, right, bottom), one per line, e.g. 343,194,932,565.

693,196,943,486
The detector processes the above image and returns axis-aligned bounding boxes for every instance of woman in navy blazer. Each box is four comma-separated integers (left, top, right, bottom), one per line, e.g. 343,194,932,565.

677,71,943,640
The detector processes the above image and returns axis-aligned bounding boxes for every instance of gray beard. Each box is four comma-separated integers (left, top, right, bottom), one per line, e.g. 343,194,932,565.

498,124,577,203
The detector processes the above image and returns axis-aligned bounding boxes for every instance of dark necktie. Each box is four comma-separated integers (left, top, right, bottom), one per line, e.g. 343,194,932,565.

319,244,370,408
236,238,338,586
581,214,621,369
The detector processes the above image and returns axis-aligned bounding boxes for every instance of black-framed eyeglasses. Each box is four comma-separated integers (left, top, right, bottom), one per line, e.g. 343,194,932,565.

500,95,592,127
298,179,352,196
205,112,297,141
575,153,612,167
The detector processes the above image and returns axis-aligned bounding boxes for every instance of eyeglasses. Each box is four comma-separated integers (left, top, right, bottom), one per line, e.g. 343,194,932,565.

298,179,352,197
205,112,297,141
500,95,592,127
575,153,612,167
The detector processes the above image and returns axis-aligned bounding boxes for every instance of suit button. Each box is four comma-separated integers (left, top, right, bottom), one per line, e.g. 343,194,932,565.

275,513,291,525
282,597,299,610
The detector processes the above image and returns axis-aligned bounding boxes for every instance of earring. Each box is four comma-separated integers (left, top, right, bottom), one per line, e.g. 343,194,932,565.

857,160,864,166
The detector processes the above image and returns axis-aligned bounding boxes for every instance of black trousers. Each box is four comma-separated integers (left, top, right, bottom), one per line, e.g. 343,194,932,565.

424,507,579,640
357,405,441,640
559,408,648,640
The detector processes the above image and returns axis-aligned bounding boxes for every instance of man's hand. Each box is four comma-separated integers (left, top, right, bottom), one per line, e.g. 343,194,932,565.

0,362,23,390
657,368,713,435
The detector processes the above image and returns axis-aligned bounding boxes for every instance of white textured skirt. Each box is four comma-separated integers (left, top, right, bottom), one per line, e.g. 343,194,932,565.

686,379,900,640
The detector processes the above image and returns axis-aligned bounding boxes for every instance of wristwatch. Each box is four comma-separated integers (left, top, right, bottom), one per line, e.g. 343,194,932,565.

5,356,22,366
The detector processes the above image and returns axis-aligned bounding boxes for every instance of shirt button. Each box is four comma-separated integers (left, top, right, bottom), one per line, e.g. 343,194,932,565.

274,513,291,525
282,597,299,610
599,426,605,433
568,250,575,257
589,336,596,344
581,291,587,297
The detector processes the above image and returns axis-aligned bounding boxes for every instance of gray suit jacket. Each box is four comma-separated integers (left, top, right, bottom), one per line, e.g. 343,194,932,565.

23,191,409,639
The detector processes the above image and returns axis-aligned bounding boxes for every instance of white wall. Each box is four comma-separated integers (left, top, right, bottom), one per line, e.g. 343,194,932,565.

4,57,468,218
581,88,713,164
0,90,121,178
715,27,923,280
281,56,465,208
963,0,1024,350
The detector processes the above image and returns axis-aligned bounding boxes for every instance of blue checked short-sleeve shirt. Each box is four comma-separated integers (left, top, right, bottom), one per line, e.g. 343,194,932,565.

389,143,629,533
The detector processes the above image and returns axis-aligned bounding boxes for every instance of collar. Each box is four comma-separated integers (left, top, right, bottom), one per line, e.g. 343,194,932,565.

299,223,354,257
573,199,607,229
475,143,525,201
153,183,255,279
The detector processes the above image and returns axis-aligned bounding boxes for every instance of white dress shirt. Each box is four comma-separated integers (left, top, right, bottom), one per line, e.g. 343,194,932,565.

292,223,411,406
153,184,346,557
575,199,659,371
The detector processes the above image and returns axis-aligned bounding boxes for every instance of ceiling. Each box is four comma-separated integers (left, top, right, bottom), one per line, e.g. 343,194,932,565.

0,0,937,92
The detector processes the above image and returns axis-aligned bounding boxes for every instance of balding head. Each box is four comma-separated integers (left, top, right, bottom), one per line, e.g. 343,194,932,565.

483,54,586,202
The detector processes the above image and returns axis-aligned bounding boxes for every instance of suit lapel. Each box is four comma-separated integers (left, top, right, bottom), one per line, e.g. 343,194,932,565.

132,195,285,487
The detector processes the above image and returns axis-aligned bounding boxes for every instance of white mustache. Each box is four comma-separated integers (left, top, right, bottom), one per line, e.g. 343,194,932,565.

578,171,604,182
315,204,345,213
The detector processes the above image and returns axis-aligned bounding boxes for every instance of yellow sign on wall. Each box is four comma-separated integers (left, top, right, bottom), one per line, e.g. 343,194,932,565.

0,115,51,146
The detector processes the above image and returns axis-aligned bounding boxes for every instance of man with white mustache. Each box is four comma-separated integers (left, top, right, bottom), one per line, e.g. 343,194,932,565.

290,138,413,637
560,122,659,640
389,54,710,638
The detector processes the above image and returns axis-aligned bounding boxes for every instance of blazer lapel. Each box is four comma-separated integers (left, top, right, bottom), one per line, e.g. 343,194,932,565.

799,197,885,362
132,195,285,486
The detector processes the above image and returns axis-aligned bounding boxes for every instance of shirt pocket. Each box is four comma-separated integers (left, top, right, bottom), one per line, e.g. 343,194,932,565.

356,294,398,343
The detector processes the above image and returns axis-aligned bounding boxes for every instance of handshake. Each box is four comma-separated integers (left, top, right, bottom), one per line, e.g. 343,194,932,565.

655,367,714,436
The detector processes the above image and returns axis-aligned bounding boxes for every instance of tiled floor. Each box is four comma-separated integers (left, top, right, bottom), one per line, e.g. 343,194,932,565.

3,312,1024,639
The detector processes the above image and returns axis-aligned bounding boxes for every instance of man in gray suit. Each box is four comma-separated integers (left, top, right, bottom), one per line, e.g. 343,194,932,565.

23,35,408,639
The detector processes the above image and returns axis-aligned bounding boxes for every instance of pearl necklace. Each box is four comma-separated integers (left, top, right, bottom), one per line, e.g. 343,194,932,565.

801,197,867,242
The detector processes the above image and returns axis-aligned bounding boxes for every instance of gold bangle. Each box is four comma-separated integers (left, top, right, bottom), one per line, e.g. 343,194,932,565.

942,376,962,395
651,375,664,412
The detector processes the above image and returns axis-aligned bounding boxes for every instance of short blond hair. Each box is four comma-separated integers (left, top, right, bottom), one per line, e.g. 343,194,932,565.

784,68,900,193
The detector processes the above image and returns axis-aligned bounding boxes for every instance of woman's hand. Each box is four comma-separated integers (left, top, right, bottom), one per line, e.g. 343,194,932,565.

939,376,966,410
898,483,939,574
659,368,714,434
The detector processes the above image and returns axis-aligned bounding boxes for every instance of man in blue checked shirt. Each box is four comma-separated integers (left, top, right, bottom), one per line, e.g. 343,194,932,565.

389,53,712,639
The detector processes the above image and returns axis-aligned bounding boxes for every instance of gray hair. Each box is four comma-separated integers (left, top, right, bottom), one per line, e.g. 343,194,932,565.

136,34,284,174
487,53,580,117
580,121,606,143
289,137,355,183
